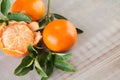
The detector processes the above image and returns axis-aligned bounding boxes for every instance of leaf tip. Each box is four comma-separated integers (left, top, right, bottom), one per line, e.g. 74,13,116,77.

76,28,84,34
71,68,76,72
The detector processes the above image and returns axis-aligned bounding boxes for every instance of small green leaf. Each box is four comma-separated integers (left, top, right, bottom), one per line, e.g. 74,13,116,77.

1,0,11,15
28,44,38,54
7,13,31,22
53,13,67,20
76,28,83,34
35,58,48,78
27,44,38,58
14,56,34,76
15,64,34,76
55,60,75,72
55,53,72,61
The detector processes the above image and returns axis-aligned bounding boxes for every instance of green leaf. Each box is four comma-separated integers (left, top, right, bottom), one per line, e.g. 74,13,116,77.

1,0,11,15
55,60,75,72
45,55,55,76
35,58,48,78
27,44,38,58
7,13,31,22
76,28,83,34
55,53,72,61
38,51,49,67
41,77,48,80
28,44,38,54
14,56,34,76
53,13,67,20
15,64,34,76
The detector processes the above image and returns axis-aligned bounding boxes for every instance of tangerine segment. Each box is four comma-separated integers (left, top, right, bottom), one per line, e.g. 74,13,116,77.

43,20,77,52
0,38,4,49
3,48,26,57
0,23,6,37
28,22,42,45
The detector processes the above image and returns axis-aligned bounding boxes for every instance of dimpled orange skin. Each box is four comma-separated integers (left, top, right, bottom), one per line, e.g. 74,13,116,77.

0,21,42,57
11,0,45,21
43,19,77,52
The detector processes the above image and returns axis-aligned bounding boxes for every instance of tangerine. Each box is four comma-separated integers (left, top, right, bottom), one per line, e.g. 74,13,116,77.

0,21,42,57
43,19,77,52
11,0,45,21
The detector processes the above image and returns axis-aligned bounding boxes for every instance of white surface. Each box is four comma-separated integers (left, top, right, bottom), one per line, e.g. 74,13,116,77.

0,0,120,80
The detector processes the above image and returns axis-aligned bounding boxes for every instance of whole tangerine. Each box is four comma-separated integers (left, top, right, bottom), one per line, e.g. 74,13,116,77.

11,0,45,21
43,19,77,52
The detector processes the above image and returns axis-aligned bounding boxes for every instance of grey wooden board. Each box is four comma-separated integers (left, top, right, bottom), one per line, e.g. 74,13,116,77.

0,0,120,80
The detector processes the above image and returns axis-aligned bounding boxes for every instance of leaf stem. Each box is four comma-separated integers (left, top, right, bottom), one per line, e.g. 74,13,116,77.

46,0,51,21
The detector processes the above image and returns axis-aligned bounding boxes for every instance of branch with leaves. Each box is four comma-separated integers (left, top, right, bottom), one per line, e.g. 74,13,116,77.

14,44,75,80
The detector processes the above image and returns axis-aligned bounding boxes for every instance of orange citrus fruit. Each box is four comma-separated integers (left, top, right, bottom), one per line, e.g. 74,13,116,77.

43,19,77,52
0,21,42,57
11,0,45,21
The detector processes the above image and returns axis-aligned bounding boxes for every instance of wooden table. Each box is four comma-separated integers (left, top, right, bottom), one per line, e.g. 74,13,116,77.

0,0,120,80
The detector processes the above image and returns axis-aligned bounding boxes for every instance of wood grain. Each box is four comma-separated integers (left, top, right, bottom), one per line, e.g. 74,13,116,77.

0,0,120,80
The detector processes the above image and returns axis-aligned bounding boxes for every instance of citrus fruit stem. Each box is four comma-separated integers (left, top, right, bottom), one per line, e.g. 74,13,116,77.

46,0,51,22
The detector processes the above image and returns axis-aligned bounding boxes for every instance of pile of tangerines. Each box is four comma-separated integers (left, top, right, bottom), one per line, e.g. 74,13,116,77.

0,0,83,79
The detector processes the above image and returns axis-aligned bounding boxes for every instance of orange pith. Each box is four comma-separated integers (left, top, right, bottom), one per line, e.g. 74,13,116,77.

0,21,42,57
2,22,34,53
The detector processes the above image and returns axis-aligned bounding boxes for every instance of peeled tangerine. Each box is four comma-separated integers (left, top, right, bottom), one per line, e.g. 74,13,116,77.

0,21,42,57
